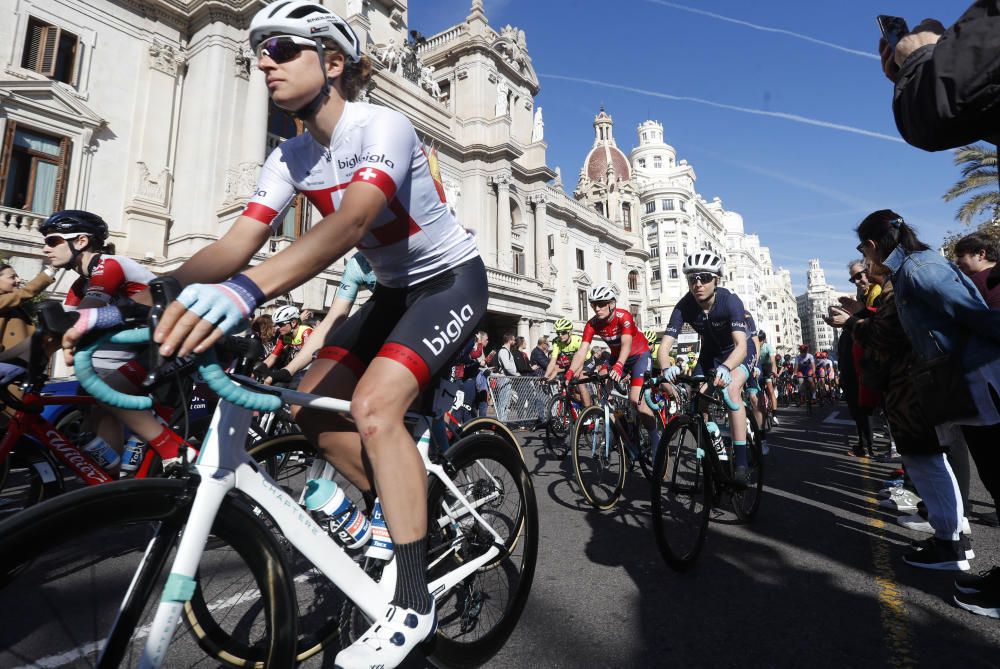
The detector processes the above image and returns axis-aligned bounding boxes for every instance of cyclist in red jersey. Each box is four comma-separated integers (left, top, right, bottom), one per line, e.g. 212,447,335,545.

565,284,659,446
58,5,485,667
43,210,192,468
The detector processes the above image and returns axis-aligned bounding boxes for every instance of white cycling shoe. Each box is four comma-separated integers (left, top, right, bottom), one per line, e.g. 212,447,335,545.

335,603,437,669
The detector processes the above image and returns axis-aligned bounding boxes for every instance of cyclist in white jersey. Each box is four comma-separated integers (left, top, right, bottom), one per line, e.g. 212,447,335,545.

61,4,482,666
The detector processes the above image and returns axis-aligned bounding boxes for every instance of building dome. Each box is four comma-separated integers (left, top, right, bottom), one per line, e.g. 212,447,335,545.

583,107,630,183
584,144,631,182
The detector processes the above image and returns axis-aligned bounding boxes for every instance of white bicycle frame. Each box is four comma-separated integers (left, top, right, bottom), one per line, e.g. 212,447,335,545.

123,382,506,669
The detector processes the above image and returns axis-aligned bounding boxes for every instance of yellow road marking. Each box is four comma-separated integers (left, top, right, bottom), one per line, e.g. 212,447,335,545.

862,460,917,668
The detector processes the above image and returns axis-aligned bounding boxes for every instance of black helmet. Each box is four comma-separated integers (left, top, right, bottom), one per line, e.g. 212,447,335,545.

758,330,766,340
40,210,108,242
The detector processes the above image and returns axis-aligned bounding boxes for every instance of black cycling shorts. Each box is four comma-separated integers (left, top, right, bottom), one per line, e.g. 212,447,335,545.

317,257,487,390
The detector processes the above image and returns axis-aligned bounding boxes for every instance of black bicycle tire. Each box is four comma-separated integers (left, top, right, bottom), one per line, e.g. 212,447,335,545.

0,478,298,668
455,417,524,462
543,394,570,456
635,409,665,482
650,416,712,571
731,415,765,523
571,405,626,510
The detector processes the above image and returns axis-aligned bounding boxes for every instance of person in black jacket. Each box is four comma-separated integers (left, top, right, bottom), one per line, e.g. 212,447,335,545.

880,4,1000,615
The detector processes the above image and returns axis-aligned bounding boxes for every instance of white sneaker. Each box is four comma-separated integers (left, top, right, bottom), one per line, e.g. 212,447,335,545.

334,603,436,669
897,514,972,535
878,488,920,512
771,415,780,425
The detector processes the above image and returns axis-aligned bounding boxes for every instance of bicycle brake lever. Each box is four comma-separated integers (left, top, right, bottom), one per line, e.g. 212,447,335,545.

145,276,183,387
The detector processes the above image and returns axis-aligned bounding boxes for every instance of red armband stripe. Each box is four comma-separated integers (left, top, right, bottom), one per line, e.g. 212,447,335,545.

351,167,397,201
243,202,279,225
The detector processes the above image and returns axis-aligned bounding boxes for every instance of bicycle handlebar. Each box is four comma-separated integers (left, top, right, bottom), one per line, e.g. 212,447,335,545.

74,328,282,413
648,374,741,412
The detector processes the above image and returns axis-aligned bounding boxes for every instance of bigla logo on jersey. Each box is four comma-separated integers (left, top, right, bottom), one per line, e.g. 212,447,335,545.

423,305,474,356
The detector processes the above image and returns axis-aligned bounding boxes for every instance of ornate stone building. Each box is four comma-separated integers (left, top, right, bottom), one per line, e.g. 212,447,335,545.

0,0,798,359
796,259,849,355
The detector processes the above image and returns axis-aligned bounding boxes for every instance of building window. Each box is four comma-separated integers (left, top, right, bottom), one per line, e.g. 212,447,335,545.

666,245,677,255
651,268,661,282
622,203,632,232
653,156,662,169
661,198,674,211
644,201,655,215
513,250,525,275
595,201,604,216
628,270,639,292
547,234,555,258
267,101,307,238
669,266,679,279
637,158,645,168
650,244,658,257
577,289,589,321
576,248,585,270
606,261,613,280
654,314,662,325
0,123,71,215
21,17,79,84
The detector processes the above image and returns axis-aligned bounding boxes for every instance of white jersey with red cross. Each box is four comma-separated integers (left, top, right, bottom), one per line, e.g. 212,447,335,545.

242,101,479,287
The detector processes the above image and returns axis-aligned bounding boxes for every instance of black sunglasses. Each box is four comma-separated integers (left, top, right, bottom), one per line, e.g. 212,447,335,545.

848,270,867,283
256,36,315,64
590,300,613,309
856,240,870,254
687,273,716,285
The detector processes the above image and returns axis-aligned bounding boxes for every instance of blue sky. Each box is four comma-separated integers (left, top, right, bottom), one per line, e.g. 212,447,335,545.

409,1,974,294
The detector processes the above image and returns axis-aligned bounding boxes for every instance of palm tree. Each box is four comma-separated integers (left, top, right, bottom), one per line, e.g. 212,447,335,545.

943,143,999,225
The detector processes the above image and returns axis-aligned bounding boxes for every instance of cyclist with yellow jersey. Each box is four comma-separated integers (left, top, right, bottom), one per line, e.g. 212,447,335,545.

544,318,592,407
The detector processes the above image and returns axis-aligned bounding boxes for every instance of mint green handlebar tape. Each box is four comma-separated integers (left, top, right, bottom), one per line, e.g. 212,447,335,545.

719,387,740,412
74,328,154,410
196,351,282,412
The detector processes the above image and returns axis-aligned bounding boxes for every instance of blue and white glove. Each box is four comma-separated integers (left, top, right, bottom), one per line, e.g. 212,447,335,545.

71,306,125,337
663,365,681,383
177,274,264,334
715,365,732,387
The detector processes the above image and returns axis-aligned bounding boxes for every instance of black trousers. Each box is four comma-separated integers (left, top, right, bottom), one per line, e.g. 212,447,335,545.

961,422,1000,511
847,400,873,454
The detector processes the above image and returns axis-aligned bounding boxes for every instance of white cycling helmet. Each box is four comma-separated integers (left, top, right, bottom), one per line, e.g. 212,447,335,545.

249,1,361,62
273,305,301,325
588,284,617,303
682,250,724,276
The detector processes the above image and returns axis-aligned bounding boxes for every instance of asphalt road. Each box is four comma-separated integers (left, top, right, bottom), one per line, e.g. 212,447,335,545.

3,402,998,668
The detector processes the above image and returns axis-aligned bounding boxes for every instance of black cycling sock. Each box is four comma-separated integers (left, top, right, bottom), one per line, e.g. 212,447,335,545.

392,537,433,614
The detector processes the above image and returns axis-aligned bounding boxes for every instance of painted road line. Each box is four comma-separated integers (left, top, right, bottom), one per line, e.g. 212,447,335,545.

822,410,857,427
860,456,917,669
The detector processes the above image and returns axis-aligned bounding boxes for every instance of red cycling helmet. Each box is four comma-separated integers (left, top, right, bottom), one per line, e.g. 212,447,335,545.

799,343,809,353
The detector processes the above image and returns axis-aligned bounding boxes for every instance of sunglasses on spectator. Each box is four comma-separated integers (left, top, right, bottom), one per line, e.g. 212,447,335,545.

687,273,716,285
256,35,317,64
856,240,871,254
43,233,85,247
848,271,866,283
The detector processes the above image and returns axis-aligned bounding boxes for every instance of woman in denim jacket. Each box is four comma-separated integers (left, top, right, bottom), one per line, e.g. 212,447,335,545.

852,211,1000,579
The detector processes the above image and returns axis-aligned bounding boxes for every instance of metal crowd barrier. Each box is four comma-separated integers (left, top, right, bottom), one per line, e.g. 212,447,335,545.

487,374,553,425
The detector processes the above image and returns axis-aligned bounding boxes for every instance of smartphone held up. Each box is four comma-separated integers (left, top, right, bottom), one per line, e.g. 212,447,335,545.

877,15,909,50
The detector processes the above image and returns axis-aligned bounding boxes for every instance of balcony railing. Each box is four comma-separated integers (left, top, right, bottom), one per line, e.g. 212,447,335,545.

0,206,45,238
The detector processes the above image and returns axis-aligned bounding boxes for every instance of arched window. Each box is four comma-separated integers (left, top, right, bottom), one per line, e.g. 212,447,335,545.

628,270,639,291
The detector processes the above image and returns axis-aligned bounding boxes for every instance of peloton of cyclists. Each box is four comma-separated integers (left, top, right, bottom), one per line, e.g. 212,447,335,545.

793,344,817,404
656,251,756,482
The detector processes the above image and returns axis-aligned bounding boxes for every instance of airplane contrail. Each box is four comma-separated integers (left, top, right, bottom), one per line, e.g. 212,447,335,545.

538,74,904,143
645,0,880,60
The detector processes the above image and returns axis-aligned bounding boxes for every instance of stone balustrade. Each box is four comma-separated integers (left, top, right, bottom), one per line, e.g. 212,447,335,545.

0,206,45,237
417,26,464,54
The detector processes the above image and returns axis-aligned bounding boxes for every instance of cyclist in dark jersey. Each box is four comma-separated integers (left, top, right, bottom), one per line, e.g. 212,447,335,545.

657,251,755,480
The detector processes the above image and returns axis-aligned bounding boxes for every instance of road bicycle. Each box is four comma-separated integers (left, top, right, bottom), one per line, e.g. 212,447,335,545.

570,372,665,510
650,373,765,572
0,301,538,668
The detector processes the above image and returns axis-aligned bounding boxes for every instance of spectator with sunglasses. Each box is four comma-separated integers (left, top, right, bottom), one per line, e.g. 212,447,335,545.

658,251,756,483
57,4,484,664
838,260,877,457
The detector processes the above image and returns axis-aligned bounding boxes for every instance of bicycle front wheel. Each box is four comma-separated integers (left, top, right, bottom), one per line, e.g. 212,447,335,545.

650,416,712,571
571,406,626,510
732,418,765,523
0,478,297,669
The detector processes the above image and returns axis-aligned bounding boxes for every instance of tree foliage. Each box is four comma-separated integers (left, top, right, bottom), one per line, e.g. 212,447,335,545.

944,144,999,225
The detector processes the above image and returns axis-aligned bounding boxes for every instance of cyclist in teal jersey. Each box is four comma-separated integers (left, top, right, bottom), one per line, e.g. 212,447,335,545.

265,252,375,385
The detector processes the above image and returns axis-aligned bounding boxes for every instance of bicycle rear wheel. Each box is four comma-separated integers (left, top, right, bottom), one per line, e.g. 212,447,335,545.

571,406,626,510
543,394,571,456
0,478,297,668
650,415,712,571
732,417,765,522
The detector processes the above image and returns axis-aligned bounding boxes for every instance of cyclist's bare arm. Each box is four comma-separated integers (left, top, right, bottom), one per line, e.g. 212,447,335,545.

130,217,272,307
278,297,352,378
157,185,385,356
543,356,560,380
657,335,678,370
567,341,591,377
